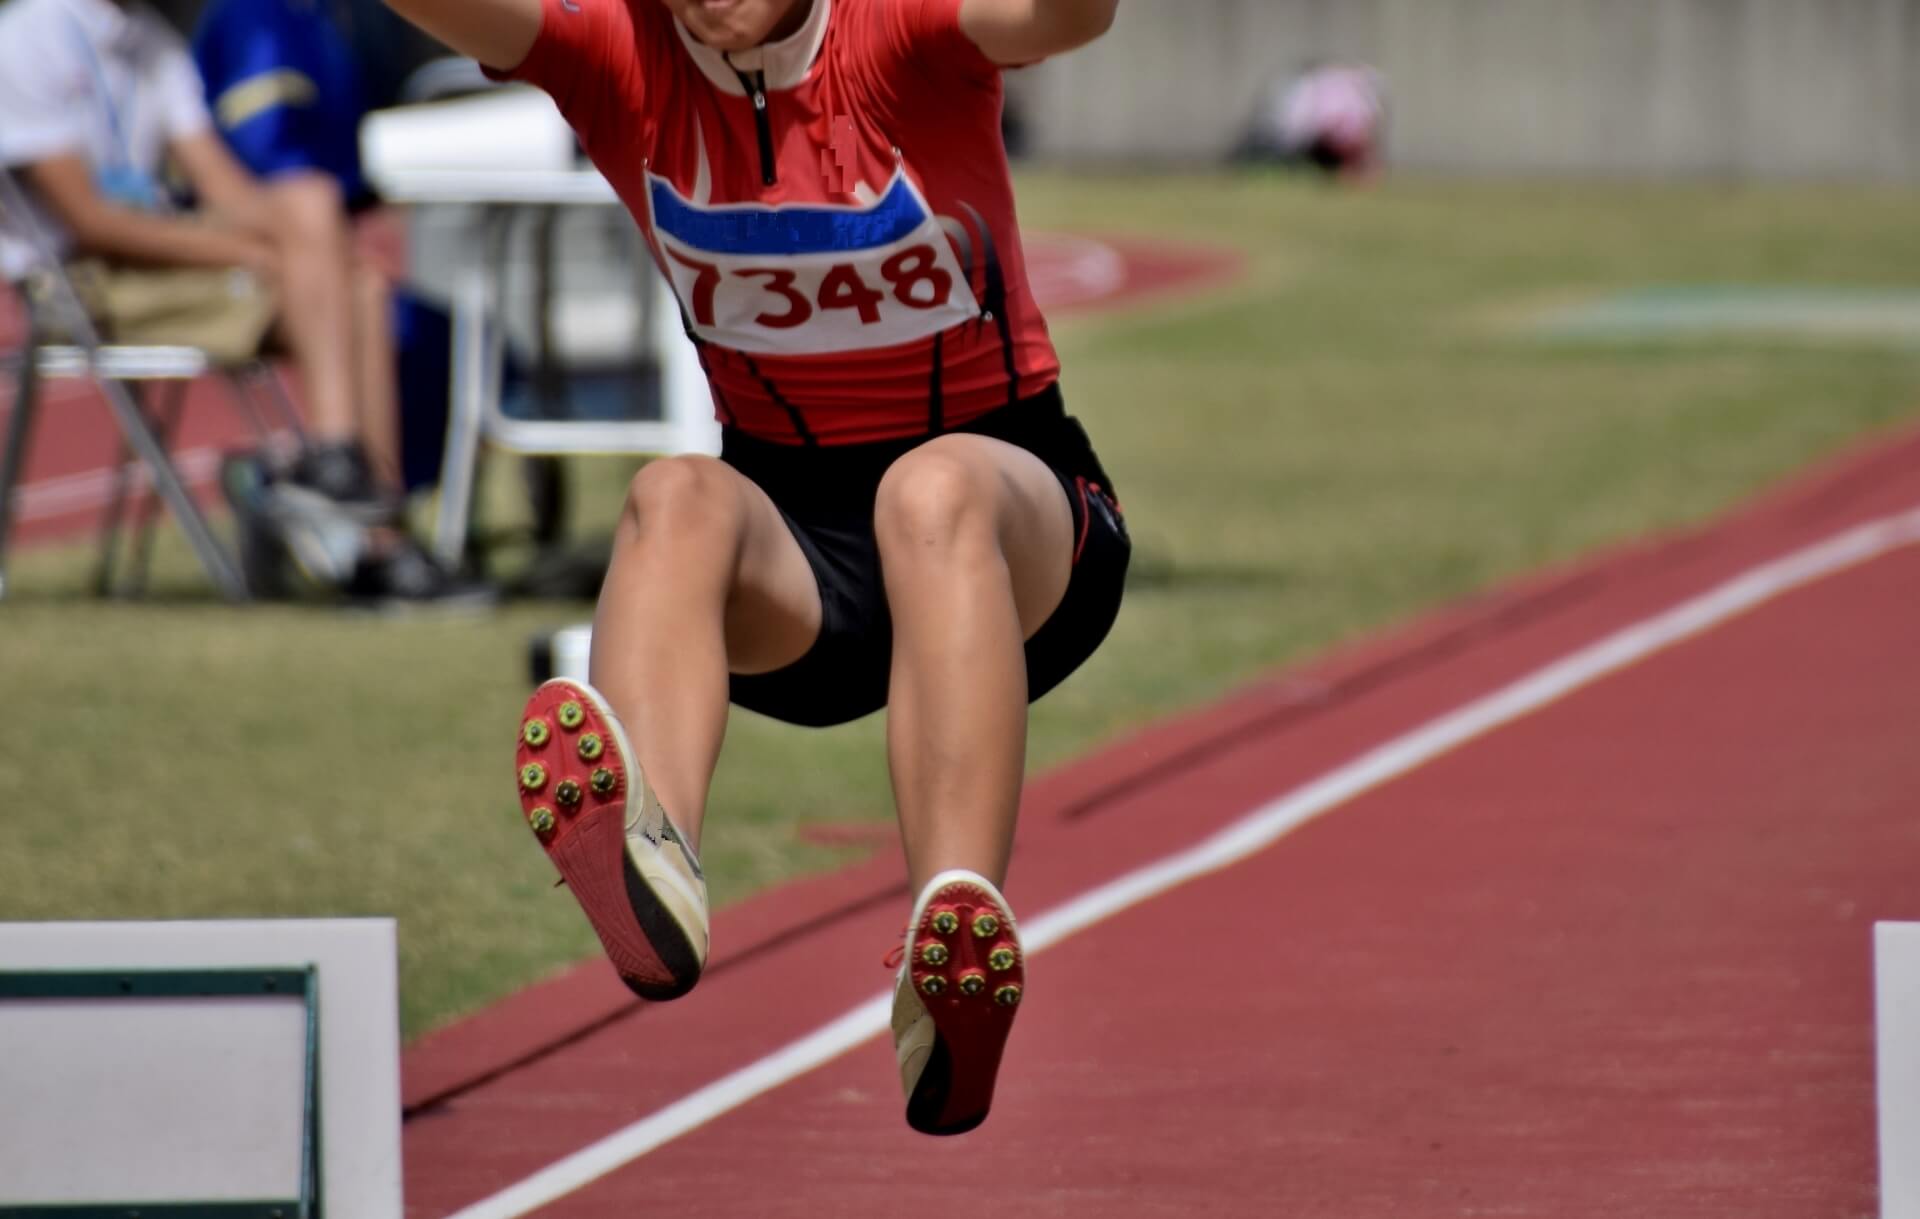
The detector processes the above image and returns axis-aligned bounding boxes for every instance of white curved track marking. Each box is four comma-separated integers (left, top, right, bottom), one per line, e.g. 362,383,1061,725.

1024,234,1128,311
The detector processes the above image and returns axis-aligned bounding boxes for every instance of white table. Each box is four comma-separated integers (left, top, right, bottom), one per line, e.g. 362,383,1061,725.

364,165,715,569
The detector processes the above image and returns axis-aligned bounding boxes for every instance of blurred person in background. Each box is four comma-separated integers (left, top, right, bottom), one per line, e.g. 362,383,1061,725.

192,0,458,501
193,0,379,209
0,0,474,601
1234,59,1387,181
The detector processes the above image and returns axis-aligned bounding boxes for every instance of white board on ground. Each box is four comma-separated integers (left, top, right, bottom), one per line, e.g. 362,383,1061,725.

0,919,402,1218
1881,923,1920,1219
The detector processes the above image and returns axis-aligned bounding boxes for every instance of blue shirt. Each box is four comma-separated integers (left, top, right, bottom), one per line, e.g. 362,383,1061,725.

192,0,368,201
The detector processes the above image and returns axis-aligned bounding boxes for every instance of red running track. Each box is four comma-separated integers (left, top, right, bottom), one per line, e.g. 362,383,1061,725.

401,422,1920,1217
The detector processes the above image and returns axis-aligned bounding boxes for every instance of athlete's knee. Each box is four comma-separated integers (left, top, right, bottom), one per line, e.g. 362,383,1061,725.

623,456,744,541
873,444,998,557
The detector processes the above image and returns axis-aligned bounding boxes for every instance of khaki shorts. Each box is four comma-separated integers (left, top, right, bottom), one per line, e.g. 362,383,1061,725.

40,260,279,366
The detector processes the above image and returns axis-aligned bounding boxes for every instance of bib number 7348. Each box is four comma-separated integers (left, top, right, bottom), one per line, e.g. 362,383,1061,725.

666,245,956,332
648,168,984,356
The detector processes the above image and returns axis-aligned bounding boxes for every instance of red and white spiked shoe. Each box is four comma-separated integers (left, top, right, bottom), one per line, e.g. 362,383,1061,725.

890,869,1026,1135
514,679,708,1001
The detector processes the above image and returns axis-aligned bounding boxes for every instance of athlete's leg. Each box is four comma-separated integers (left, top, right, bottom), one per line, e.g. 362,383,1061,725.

873,435,1076,895
588,455,822,849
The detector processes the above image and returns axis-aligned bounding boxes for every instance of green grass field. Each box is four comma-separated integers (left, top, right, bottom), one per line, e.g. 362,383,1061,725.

3,173,1917,1037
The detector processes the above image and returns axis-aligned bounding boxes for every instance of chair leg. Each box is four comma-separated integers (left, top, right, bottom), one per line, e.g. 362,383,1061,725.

93,374,249,603
0,343,47,602
251,362,306,447
124,380,188,597
223,368,277,446
435,257,493,570
93,384,143,597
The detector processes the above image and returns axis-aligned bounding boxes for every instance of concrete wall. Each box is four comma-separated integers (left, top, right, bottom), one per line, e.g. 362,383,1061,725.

1010,0,1920,178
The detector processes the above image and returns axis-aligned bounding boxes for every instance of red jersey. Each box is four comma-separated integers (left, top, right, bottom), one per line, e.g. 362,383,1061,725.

500,0,1062,446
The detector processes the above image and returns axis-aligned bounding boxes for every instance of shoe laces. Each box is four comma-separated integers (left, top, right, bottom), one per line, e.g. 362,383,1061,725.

881,924,910,970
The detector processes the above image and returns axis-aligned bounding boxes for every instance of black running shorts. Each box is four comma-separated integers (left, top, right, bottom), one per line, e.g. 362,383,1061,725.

724,385,1131,728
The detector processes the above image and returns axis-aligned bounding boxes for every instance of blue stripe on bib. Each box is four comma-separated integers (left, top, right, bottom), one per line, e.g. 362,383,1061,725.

649,173,925,256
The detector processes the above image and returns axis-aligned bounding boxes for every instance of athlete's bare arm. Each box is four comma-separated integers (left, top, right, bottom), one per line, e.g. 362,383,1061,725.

382,0,541,71
958,0,1119,65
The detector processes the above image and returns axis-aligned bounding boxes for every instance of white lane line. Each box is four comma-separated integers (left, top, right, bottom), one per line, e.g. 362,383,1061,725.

14,446,224,522
12,429,297,525
445,503,1920,1219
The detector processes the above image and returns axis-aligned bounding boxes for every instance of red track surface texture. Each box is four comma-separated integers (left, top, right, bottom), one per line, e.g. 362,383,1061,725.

401,424,1920,1217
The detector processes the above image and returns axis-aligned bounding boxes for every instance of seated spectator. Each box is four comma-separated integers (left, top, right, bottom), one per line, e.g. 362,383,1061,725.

193,0,455,498
194,0,374,207
1234,61,1387,181
0,0,472,601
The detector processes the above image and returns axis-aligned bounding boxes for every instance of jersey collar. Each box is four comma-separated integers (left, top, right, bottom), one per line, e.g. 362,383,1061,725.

674,0,830,96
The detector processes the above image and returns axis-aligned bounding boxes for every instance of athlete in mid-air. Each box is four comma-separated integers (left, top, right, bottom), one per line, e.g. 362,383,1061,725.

383,0,1127,1135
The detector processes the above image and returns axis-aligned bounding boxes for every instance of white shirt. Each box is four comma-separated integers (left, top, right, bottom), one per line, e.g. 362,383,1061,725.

0,0,213,279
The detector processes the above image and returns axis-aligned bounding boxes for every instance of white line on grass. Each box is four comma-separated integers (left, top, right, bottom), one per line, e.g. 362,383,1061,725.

445,503,1920,1219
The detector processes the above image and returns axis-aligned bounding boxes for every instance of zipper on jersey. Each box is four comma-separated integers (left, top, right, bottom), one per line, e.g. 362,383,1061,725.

732,68,779,186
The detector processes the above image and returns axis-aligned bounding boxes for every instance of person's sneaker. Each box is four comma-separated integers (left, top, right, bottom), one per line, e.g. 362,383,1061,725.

288,440,397,524
890,869,1026,1136
345,539,498,610
256,481,370,588
514,679,708,1000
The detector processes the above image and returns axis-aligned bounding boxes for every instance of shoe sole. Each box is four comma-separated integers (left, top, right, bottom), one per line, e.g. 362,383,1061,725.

903,876,1026,1136
514,679,702,1001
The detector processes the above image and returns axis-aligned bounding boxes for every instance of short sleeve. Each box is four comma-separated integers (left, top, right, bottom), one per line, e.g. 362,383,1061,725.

484,0,648,147
884,0,999,84
149,27,216,143
0,8,88,166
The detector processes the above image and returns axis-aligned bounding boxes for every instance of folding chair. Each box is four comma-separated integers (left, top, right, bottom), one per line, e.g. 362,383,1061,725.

0,168,302,602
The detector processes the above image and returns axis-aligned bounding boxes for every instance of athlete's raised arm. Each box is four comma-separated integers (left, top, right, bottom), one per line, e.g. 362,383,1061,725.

957,0,1118,65
382,0,542,72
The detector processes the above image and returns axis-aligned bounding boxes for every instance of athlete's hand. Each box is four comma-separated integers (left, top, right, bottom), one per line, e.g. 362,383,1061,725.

957,0,1118,65
382,0,543,72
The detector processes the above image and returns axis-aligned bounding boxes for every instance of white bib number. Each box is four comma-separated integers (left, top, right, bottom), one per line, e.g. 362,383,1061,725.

648,170,981,357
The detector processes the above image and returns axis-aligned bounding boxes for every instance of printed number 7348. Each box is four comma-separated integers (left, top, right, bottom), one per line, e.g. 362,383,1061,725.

667,245,954,330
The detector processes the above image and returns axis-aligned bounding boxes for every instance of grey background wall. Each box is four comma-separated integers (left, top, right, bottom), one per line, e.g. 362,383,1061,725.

1009,0,1920,179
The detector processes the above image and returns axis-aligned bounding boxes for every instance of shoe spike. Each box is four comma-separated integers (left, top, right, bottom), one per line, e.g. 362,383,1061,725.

519,763,548,793
931,911,960,935
522,719,551,749
528,807,556,834
557,701,585,731
919,942,949,967
959,973,987,996
972,913,999,938
994,984,1022,1007
988,946,1017,972
555,779,583,808
920,975,947,997
589,768,617,797
577,733,604,762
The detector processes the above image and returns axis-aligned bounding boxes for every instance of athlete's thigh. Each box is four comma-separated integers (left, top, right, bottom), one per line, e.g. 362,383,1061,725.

878,433,1076,638
705,460,824,676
